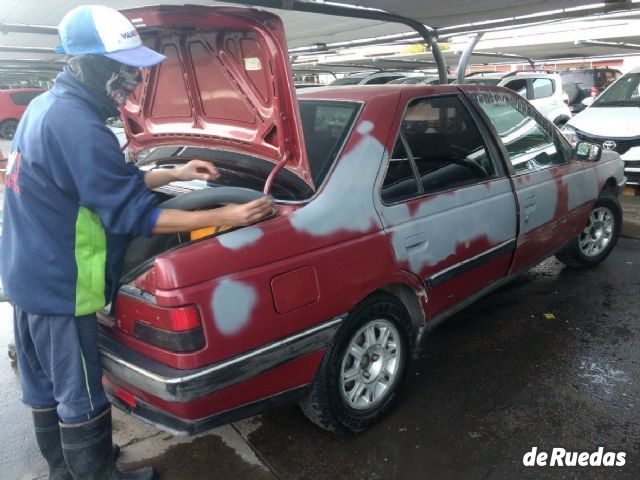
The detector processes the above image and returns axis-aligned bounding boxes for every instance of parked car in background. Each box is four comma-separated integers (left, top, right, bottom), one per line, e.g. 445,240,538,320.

559,67,621,113
464,71,572,125
328,71,418,86
99,4,625,437
561,66,640,187
0,87,47,139
387,75,457,85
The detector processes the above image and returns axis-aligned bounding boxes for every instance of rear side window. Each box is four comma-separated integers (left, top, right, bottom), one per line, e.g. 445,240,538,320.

382,95,494,203
531,78,554,99
503,79,527,97
471,92,566,174
560,71,590,86
9,91,42,105
298,100,360,186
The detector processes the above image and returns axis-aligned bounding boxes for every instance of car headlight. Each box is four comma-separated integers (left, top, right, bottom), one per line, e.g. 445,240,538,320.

560,124,578,145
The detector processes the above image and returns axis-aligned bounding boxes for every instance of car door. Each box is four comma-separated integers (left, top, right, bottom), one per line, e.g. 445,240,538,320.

374,93,518,318
468,90,588,273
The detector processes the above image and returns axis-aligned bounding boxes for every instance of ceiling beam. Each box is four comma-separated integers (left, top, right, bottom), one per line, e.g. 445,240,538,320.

0,23,57,35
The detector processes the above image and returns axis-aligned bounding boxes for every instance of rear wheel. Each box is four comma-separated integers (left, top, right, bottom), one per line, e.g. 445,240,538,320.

556,191,621,267
300,293,413,434
0,119,18,140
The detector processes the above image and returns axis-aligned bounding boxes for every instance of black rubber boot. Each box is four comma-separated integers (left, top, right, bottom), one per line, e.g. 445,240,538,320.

60,407,155,480
32,407,73,480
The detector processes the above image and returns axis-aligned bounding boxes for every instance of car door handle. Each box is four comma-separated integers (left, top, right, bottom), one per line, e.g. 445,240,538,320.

404,233,429,250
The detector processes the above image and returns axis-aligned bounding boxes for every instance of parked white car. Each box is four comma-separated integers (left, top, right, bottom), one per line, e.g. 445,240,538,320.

561,67,640,187
464,71,572,126
328,71,419,86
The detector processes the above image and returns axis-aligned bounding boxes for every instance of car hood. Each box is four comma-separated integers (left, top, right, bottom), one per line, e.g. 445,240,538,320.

120,5,312,187
569,106,640,137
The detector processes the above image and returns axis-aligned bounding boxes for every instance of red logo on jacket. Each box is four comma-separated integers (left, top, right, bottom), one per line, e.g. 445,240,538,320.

4,150,21,194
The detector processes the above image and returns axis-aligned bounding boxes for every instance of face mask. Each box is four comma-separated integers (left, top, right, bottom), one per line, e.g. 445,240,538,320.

106,65,142,106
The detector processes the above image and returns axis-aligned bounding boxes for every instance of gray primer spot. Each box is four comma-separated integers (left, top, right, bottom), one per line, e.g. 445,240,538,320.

218,226,263,251
290,122,383,236
211,280,257,335
380,180,517,272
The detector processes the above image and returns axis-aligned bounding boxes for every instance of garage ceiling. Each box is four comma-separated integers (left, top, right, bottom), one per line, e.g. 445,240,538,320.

1,0,640,83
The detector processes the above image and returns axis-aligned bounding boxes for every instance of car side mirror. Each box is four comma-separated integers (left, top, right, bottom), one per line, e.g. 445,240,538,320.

575,141,602,162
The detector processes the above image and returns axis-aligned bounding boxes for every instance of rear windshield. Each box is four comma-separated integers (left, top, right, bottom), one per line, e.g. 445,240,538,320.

133,101,359,202
9,91,42,105
463,78,501,86
329,77,365,86
298,100,361,186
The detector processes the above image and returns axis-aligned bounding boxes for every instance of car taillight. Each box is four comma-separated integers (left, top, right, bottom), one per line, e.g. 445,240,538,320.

115,295,205,352
590,86,600,97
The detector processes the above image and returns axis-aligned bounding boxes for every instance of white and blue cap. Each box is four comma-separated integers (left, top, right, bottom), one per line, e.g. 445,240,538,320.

56,5,165,68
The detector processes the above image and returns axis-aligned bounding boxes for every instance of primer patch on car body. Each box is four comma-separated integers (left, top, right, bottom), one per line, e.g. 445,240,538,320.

290,121,383,236
218,226,263,250
379,179,516,273
212,280,257,335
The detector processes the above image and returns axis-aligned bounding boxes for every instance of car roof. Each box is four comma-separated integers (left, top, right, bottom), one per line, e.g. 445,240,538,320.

296,83,506,101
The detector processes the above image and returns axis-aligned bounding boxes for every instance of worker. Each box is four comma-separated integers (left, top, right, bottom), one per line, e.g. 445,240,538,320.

0,5,273,480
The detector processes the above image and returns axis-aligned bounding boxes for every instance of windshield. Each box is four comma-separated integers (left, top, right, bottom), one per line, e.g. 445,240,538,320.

593,72,640,107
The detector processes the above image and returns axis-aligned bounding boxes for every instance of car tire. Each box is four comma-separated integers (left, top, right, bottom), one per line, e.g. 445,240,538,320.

300,293,414,434
0,119,18,140
555,190,621,268
160,186,264,209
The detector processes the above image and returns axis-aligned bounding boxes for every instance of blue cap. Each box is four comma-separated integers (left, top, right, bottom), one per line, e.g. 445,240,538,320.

57,5,165,68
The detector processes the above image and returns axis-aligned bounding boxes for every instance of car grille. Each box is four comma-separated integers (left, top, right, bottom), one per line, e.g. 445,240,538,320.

575,131,640,156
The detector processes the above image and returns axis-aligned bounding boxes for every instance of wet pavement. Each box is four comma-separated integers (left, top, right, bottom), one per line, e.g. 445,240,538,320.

1,240,638,479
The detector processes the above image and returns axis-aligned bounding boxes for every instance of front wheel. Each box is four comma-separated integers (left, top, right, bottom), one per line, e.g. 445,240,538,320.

556,191,621,268
300,293,414,434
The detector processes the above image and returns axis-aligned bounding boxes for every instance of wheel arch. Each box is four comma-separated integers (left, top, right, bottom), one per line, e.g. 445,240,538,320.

373,282,427,334
601,177,619,196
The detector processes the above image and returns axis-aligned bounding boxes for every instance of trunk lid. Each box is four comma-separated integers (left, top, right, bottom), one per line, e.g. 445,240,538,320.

120,4,313,187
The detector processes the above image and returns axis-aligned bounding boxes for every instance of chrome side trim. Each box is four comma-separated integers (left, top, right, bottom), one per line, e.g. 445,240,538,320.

100,315,345,402
426,239,516,288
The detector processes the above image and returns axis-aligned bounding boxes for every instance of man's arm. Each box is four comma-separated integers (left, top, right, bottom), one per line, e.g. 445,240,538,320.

152,197,274,234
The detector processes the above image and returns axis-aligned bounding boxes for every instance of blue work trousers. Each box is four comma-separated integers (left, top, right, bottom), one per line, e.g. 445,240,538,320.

13,305,109,423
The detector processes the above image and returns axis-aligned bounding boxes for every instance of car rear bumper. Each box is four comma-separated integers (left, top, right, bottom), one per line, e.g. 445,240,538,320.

104,380,309,435
98,315,344,403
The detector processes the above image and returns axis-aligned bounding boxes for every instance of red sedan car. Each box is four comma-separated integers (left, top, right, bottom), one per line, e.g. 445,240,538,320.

99,5,626,435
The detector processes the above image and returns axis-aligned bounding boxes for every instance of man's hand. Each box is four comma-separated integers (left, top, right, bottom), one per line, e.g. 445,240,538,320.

144,160,220,189
174,160,220,182
215,197,275,226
